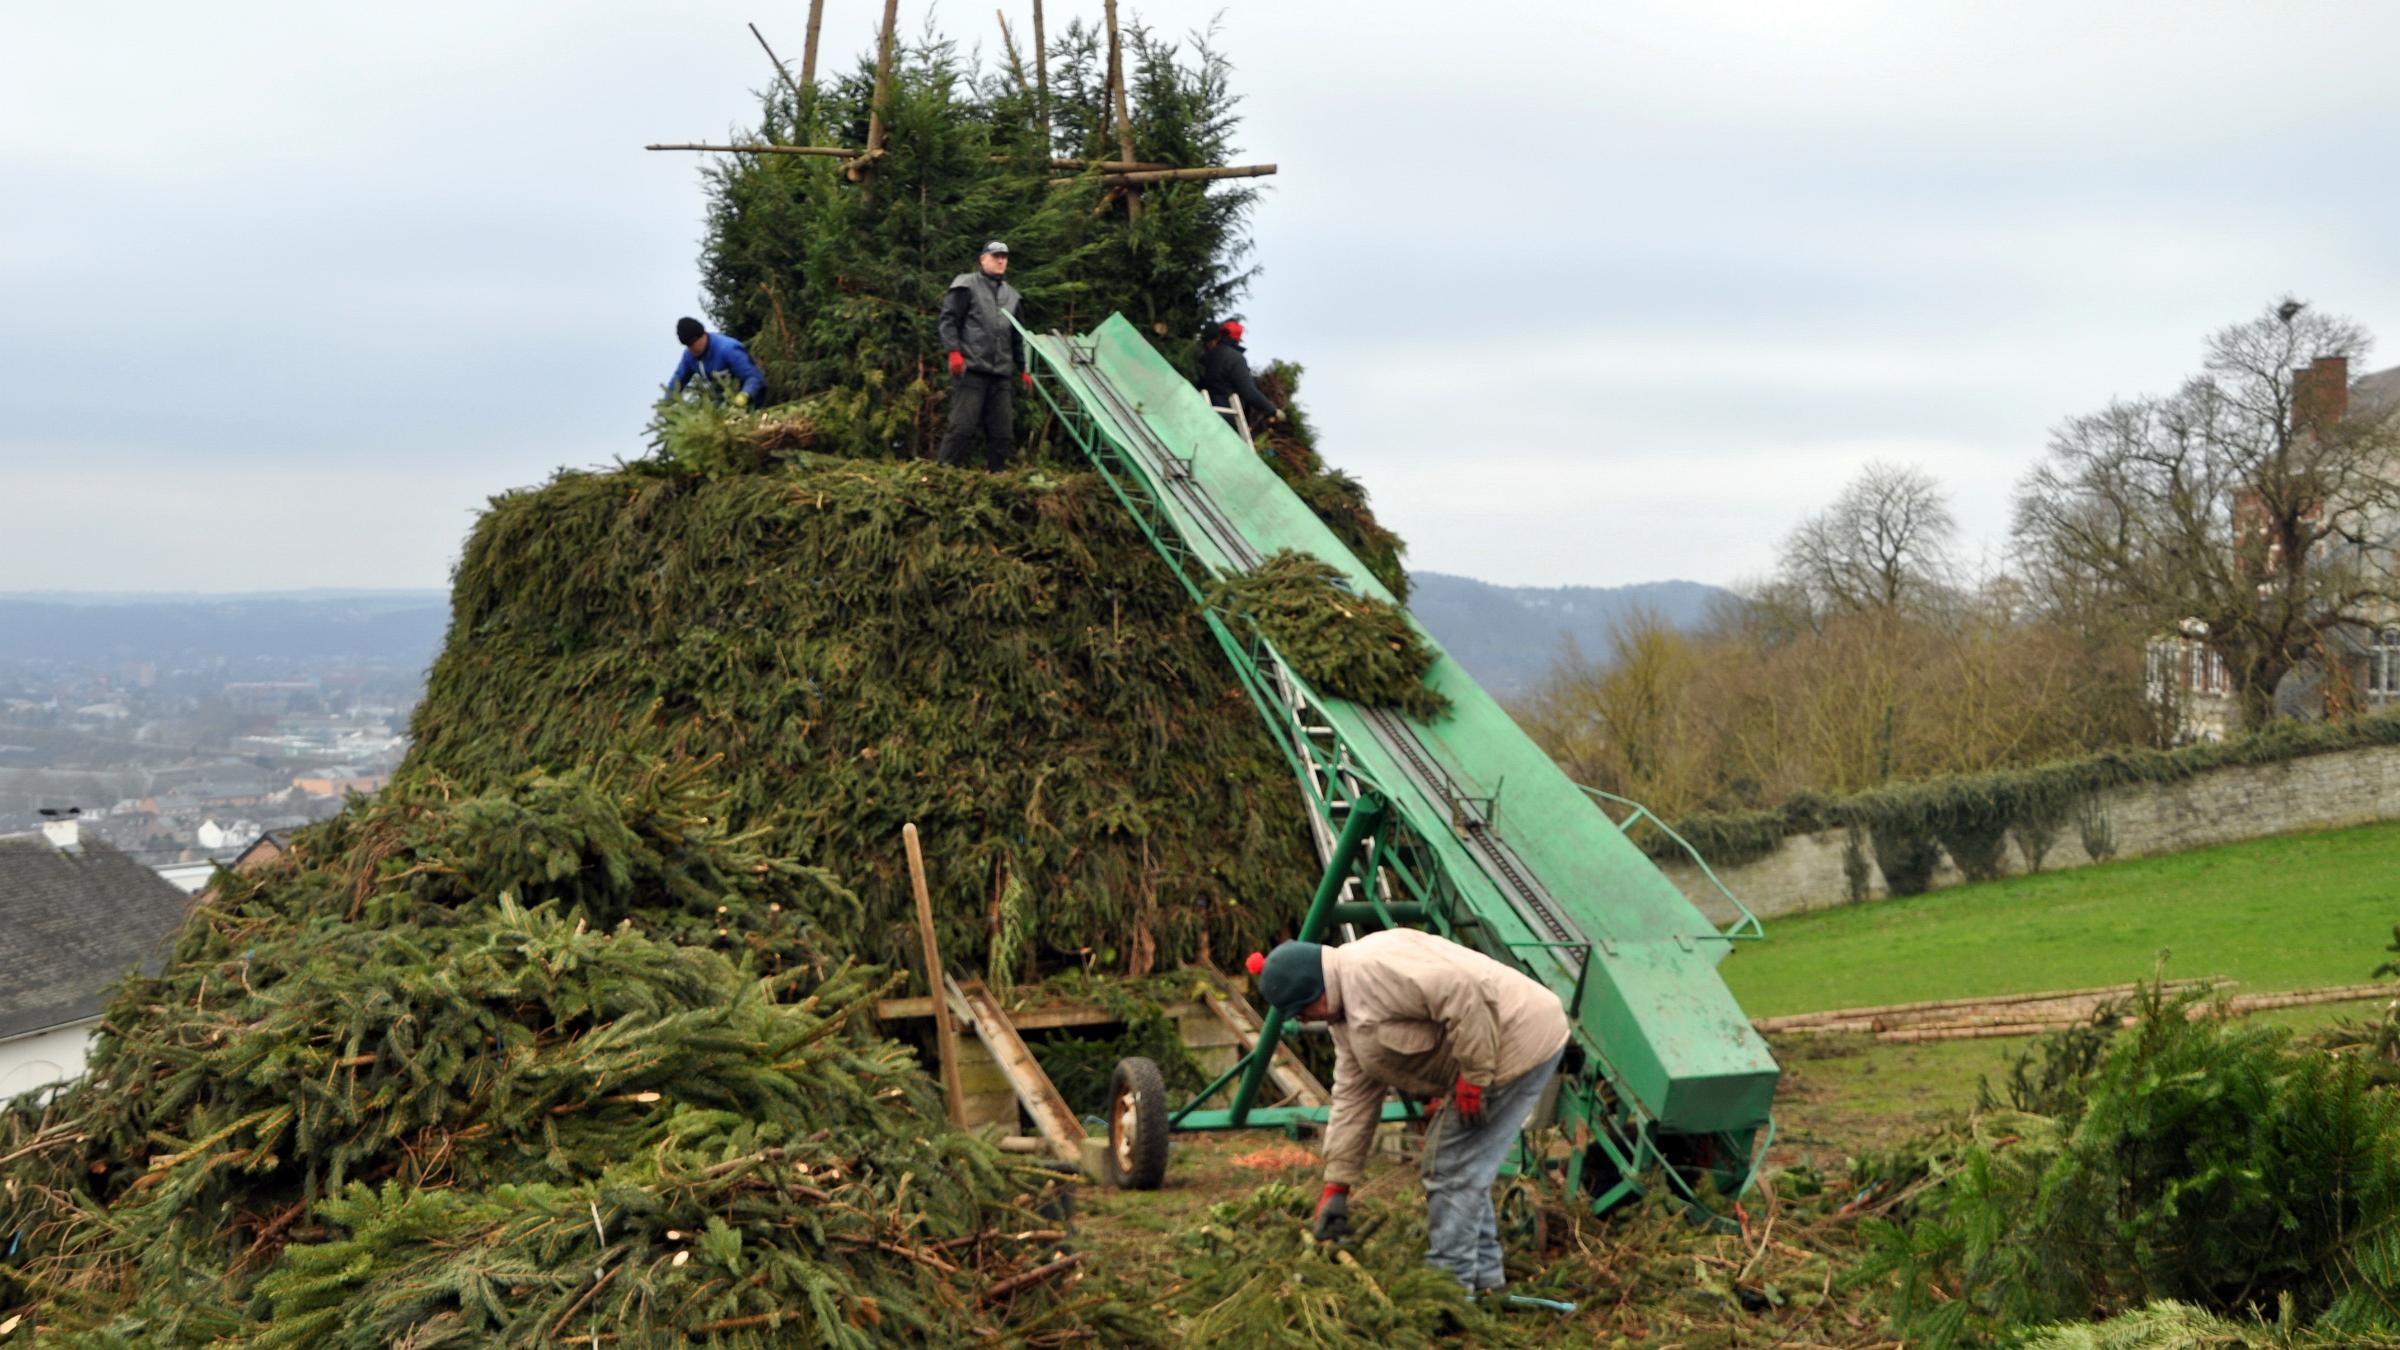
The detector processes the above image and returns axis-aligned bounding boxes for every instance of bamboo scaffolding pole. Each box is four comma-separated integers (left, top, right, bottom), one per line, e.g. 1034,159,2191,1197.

851,0,904,184
1086,163,1278,187
904,823,967,1126
646,143,858,157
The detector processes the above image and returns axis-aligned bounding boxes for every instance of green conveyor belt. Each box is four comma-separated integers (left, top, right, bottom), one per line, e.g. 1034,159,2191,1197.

1024,314,1778,1139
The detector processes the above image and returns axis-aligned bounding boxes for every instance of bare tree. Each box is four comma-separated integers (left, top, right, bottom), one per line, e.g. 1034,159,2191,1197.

1777,461,1959,617
2012,299,2400,729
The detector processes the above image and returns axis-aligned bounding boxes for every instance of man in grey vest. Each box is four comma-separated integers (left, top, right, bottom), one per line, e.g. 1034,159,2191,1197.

937,241,1030,469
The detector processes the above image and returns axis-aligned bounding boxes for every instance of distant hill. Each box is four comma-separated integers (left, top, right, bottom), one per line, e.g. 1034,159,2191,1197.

0,592,450,671
1406,573,1735,700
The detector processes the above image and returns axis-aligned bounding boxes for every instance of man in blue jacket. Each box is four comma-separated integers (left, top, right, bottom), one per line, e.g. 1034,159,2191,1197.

667,316,764,405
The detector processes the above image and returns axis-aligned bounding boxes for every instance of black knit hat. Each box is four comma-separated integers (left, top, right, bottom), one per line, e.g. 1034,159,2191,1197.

676,317,705,345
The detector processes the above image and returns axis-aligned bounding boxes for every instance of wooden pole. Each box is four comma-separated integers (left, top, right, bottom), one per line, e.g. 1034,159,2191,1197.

1032,0,1049,146
904,823,968,1127
1103,0,1138,221
1075,163,1277,187
799,0,827,89
852,0,904,184
748,22,804,105
647,142,858,157
996,10,1031,97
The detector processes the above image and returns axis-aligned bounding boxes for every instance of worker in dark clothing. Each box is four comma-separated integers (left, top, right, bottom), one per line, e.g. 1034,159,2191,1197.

667,317,765,405
937,241,1031,469
1198,320,1281,439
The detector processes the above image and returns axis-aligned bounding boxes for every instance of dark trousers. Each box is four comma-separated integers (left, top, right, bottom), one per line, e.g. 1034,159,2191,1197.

939,371,1014,470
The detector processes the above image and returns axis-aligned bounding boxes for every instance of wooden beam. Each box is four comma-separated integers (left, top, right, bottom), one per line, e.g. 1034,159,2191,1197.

852,0,904,183
877,994,1204,1031
748,22,804,105
904,824,967,1127
1032,0,1048,145
646,142,858,157
1103,0,1138,221
1096,163,1276,187
997,10,1030,97
948,976,1086,1165
1197,973,1331,1108
800,0,827,90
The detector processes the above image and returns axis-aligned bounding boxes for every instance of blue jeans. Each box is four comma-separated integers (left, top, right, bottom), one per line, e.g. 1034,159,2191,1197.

1420,1047,1565,1290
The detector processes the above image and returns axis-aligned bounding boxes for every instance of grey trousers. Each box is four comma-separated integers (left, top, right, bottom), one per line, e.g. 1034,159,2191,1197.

939,371,1014,469
1419,1046,1564,1291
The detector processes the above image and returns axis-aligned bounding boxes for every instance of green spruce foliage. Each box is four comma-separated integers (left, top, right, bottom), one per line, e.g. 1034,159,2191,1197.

0,767,1151,1343
698,23,1258,454
407,457,1321,984
1209,551,1450,721
1863,983,2400,1345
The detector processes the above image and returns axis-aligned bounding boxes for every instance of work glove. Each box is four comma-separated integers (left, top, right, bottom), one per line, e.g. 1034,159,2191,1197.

1452,1077,1485,1128
947,350,967,377
733,392,749,408
1021,370,1034,390
1311,1183,1351,1242
1271,408,1285,423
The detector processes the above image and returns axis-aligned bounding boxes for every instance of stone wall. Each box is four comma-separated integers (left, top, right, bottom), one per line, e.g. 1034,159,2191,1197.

1663,742,2400,925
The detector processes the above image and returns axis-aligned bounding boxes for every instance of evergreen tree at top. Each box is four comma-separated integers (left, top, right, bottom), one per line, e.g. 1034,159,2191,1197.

698,19,1260,459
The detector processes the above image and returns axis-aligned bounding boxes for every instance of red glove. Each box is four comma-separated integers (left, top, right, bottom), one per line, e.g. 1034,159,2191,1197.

1452,1077,1485,1127
947,351,966,376
1312,1183,1351,1241
1021,370,1034,389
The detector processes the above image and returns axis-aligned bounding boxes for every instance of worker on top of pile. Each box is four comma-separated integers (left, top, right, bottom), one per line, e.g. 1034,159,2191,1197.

1198,319,1282,438
937,241,1032,470
666,317,765,405
1253,930,1570,1294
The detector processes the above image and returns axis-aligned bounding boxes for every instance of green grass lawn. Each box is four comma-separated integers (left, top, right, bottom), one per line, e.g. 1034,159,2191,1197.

1722,818,2400,1018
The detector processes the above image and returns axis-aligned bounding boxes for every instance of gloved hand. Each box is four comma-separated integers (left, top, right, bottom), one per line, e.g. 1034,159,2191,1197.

733,392,749,408
1021,370,1034,389
1452,1077,1485,1127
1311,1183,1351,1242
947,350,967,376
1271,408,1285,423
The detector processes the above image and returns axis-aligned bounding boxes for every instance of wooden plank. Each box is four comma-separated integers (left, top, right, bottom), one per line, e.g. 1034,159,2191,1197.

947,977,1086,1165
877,994,1205,1031
1197,973,1331,1108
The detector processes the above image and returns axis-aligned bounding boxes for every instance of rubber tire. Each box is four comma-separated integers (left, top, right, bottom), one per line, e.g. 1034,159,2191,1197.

1102,1056,1170,1190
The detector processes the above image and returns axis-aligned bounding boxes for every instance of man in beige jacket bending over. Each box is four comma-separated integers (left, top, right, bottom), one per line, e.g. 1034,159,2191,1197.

1255,929,1570,1292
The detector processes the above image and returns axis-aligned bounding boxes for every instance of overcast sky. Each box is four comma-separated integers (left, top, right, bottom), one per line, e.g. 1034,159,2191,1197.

8,2,2400,594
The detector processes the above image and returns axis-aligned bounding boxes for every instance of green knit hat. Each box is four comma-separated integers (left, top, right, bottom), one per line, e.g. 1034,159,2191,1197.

1258,941,1326,1017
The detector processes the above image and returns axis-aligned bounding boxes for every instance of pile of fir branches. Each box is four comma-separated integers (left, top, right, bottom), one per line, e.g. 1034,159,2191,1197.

0,767,1155,1344
1209,550,1451,722
406,456,1323,984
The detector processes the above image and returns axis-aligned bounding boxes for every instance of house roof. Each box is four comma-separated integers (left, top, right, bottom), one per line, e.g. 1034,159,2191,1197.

0,834,194,1041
